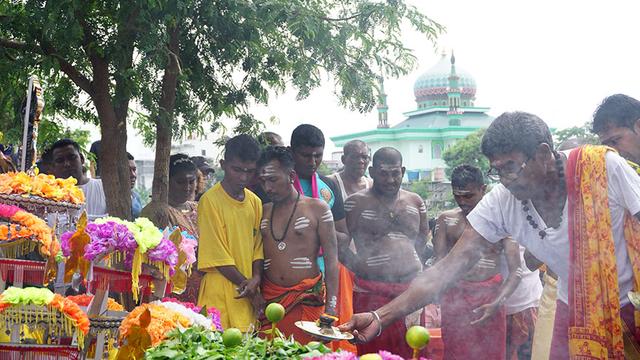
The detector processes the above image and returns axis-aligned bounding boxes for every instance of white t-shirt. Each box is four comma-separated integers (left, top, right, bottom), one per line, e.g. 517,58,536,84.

501,245,542,315
468,151,640,305
78,178,108,221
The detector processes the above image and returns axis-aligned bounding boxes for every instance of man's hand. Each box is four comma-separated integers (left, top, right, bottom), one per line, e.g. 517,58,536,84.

235,276,260,299
470,301,501,325
250,292,266,318
338,312,380,344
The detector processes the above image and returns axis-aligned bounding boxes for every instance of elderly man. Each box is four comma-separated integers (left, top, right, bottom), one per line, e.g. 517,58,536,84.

328,140,372,199
342,112,640,359
345,147,430,357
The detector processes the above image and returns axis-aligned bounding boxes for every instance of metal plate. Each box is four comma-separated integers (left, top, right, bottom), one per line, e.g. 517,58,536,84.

294,320,354,341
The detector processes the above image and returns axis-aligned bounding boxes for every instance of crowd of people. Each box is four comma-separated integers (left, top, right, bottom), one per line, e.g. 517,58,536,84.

20,93,640,359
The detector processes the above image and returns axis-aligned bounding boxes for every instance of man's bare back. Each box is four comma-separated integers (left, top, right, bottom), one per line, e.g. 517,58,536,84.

346,188,429,282
434,208,504,282
261,195,331,287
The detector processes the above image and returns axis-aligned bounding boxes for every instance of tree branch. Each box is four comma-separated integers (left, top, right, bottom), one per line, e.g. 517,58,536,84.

0,37,94,95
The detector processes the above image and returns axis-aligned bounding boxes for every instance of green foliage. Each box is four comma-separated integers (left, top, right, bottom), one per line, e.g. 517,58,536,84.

553,121,599,148
408,179,430,199
145,325,335,359
316,163,332,176
1,0,443,139
442,129,489,178
37,120,91,152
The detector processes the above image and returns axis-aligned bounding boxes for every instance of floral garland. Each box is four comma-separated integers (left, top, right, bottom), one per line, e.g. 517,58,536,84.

66,294,125,312
161,297,222,331
0,203,58,257
61,217,185,301
0,287,90,348
60,221,137,267
119,303,190,347
151,300,214,330
0,171,85,204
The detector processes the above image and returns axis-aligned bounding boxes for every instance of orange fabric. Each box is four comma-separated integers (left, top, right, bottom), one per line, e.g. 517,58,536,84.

329,264,357,353
566,145,640,359
261,275,324,344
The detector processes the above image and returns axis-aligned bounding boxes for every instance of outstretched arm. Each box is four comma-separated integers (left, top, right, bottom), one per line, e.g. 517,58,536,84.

318,205,340,317
340,225,490,342
471,237,522,325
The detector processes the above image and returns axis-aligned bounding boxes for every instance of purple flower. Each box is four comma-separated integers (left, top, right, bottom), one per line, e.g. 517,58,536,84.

60,231,73,257
146,237,178,273
378,351,406,360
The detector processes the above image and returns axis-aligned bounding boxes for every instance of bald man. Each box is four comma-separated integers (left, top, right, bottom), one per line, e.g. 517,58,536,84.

345,147,430,357
329,140,373,199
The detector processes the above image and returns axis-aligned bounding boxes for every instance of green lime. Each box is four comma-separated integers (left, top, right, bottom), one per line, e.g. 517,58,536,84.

405,325,430,349
222,328,243,347
265,302,285,323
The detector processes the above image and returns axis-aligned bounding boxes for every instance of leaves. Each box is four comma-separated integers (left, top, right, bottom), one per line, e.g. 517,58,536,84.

144,326,334,360
442,128,490,179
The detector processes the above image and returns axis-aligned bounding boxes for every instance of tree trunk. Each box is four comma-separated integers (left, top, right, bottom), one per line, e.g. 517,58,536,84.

92,71,132,220
144,25,180,226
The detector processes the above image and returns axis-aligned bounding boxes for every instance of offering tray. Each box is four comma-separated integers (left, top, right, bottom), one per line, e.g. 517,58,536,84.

0,193,82,213
295,320,354,341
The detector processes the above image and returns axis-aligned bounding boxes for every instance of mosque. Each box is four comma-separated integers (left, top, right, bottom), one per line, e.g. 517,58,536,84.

330,53,494,182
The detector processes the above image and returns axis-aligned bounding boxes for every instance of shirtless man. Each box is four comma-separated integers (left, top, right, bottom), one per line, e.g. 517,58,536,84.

257,146,339,344
328,140,373,199
345,147,429,357
434,165,522,360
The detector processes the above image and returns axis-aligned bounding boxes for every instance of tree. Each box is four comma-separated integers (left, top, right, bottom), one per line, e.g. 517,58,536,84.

1,0,443,219
442,128,489,178
553,121,599,147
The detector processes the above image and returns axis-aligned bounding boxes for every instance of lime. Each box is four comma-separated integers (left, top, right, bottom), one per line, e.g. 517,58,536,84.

359,354,383,360
405,325,430,349
222,328,243,347
265,302,285,323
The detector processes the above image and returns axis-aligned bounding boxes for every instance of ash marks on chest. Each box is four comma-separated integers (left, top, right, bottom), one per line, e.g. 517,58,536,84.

293,216,311,232
444,216,460,227
290,257,313,269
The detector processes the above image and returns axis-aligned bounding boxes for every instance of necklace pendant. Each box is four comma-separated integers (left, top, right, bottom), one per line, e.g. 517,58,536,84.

277,242,286,251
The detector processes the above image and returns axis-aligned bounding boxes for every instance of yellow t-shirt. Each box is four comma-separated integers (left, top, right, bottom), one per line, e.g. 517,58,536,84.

197,183,263,331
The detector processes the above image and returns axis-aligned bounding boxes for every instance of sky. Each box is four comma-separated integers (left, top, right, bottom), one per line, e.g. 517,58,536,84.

76,0,640,160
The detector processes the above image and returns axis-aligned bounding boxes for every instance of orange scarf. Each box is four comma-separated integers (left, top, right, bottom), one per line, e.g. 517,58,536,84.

566,145,640,359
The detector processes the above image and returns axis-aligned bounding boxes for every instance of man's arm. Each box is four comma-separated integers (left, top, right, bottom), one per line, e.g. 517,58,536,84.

432,214,448,262
317,203,340,317
340,226,490,342
415,198,430,263
523,249,544,272
470,237,522,325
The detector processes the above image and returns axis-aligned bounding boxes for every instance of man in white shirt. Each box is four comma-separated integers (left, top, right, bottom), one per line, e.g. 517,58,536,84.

341,112,640,359
46,139,108,221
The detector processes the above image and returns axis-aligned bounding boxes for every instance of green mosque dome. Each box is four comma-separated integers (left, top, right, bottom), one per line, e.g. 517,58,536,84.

413,53,477,108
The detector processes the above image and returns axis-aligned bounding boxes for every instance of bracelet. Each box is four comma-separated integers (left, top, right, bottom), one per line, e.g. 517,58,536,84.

370,310,383,337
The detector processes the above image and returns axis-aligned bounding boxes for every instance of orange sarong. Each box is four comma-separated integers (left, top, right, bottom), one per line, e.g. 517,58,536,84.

261,274,324,344
566,145,640,359
329,264,357,353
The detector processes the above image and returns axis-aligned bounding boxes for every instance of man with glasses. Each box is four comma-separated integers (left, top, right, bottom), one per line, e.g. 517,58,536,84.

341,112,640,359
197,134,265,332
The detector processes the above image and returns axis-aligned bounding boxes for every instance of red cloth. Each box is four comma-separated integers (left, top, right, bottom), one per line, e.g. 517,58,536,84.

353,277,426,358
506,307,537,360
441,274,506,360
260,275,325,344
